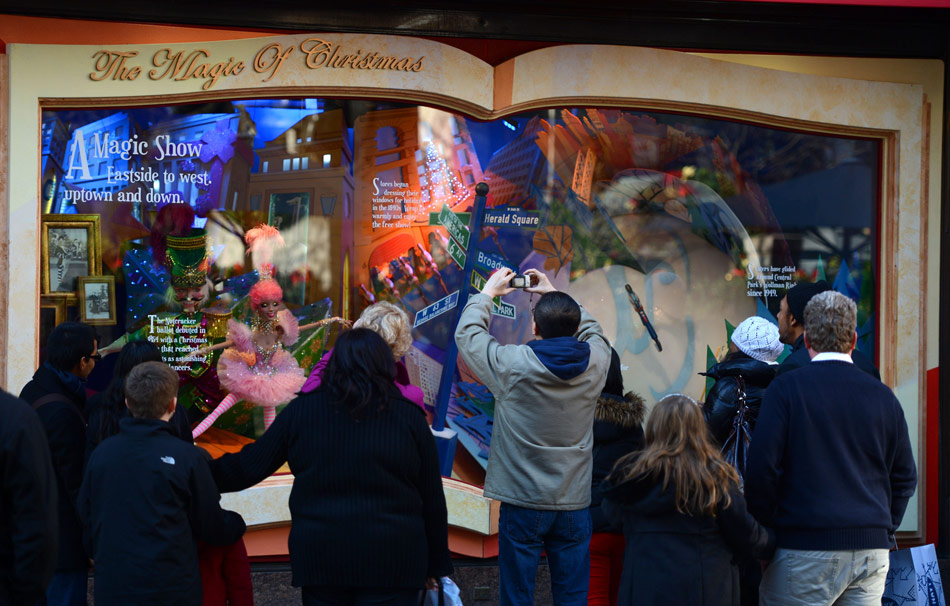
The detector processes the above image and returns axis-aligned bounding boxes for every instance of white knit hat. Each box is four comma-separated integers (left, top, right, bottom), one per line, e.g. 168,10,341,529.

731,317,783,363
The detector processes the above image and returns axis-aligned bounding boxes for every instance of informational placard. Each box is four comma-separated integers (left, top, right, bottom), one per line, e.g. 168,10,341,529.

371,177,426,229
745,264,797,298
146,314,210,370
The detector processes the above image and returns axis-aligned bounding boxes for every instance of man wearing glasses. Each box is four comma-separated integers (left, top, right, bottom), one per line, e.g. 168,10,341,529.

20,322,99,606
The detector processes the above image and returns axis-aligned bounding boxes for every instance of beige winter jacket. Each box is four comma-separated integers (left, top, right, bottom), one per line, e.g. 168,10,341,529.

455,293,611,510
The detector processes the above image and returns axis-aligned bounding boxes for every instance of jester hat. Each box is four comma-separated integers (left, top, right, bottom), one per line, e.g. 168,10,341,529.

165,228,210,289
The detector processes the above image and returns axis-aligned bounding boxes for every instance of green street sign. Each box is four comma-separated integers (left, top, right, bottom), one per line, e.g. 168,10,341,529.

438,204,470,249
429,212,470,226
447,237,466,269
472,270,486,291
471,271,516,319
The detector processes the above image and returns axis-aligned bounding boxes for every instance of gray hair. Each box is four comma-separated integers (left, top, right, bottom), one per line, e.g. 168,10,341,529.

803,290,856,354
353,301,413,358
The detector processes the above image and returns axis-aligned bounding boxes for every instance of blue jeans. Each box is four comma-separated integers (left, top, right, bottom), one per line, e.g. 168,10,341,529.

498,503,591,606
45,571,87,606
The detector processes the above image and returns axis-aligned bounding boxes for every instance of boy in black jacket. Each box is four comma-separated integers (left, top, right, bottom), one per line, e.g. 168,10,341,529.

79,361,246,606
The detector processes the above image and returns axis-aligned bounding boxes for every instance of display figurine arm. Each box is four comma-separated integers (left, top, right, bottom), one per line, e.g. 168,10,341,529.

297,316,353,333
183,339,234,360
184,319,251,360
99,333,129,357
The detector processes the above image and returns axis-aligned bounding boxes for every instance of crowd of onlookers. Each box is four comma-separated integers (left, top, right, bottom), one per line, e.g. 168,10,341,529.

0,270,915,606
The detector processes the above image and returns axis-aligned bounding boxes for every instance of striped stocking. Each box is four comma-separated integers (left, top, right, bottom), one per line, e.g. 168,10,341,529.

262,405,276,431
192,393,239,439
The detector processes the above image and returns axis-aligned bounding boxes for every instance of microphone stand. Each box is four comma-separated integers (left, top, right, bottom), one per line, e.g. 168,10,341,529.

625,284,662,352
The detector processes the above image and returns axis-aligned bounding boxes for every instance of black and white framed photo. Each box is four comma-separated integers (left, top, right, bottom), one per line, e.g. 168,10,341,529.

41,214,101,298
78,275,116,325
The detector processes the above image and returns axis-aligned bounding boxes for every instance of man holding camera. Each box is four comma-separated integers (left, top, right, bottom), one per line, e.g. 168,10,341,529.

455,267,611,606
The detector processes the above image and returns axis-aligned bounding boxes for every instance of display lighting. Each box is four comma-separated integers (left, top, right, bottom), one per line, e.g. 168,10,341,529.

414,142,471,215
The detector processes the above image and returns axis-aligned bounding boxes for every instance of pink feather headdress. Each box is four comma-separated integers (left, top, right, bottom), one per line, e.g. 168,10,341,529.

244,224,285,277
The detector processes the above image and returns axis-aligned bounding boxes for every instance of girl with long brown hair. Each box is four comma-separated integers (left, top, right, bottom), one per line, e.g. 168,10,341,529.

601,394,773,606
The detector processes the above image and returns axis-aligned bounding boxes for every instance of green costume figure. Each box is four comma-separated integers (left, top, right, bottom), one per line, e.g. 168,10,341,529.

103,225,231,417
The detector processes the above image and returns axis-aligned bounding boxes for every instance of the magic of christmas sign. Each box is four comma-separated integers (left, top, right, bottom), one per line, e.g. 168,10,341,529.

88,38,426,90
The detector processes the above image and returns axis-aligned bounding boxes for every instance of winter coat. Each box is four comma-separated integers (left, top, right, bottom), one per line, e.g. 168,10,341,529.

18,364,89,572
211,389,452,589
0,390,57,605
590,393,645,533
455,293,611,510
745,359,916,551
85,391,193,463
602,473,774,606
702,353,776,446
300,348,426,409
79,418,245,606
776,335,880,379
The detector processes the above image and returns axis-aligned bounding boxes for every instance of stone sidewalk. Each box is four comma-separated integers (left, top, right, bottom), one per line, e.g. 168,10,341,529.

245,560,551,605
86,558,950,604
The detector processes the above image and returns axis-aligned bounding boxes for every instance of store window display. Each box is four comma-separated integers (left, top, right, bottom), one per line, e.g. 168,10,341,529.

40,99,880,478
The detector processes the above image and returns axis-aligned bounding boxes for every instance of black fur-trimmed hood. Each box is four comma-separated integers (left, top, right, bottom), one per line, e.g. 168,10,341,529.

594,392,646,429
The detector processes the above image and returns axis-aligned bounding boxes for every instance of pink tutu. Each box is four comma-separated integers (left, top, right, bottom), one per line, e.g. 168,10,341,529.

218,348,306,408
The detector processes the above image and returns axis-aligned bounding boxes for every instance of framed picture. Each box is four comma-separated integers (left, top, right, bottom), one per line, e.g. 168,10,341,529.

78,275,116,325
39,296,68,348
41,214,101,298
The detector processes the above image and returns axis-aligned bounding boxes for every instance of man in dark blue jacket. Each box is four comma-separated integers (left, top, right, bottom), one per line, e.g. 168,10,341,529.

776,280,880,379
79,361,245,606
746,291,916,606
19,322,99,606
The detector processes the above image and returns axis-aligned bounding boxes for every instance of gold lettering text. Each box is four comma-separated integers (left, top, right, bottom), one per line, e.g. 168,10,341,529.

254,43,295,82
300,38,333,68
89,50,141,81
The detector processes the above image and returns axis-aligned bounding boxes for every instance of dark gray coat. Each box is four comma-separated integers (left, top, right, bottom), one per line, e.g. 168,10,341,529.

590,392,645,533
602,473,773,606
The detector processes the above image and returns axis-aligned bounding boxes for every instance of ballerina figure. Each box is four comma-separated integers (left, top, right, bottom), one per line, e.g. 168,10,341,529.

191,262,307,438
190,224,348,438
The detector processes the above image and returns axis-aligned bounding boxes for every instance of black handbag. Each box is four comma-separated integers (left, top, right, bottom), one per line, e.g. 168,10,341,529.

720,375,752,489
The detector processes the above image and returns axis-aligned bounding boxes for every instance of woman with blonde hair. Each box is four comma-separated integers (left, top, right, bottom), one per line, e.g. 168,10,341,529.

301,301,425,409
601,394,773,606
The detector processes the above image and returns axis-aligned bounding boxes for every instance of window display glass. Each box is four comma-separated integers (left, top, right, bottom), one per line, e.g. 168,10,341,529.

40,99,879,475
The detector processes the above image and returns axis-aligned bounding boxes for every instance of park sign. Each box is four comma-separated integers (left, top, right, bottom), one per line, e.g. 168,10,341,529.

492,300,516,319
439,204,470,249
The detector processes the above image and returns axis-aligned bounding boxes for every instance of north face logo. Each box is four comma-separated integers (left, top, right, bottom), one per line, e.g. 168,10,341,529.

160,456,175,465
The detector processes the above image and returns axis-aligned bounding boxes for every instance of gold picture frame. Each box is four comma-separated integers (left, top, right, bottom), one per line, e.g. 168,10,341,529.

39,296,68,347
78,275,117,326
41,214,102,299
